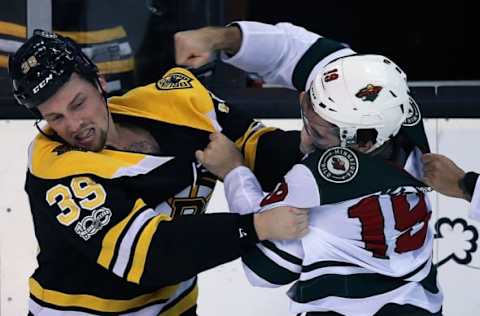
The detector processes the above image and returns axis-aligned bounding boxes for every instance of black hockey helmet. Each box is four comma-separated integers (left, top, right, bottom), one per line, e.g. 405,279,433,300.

8,29,99,113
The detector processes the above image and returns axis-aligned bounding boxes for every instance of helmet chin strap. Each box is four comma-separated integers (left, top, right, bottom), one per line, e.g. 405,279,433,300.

34,119,63,143
93,77,111,150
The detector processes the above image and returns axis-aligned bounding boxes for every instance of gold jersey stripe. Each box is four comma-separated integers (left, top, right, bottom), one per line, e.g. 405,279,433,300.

0,23,127,43
56,26,127,44
0,21,26,38
235,126,277,170
97,198,146,269
159,285,198,316
0,54,8,68
190,184,199,198
29,277,181,312
234,121,261,150
97,57,134,75
29,134,147,179
127,213,172,283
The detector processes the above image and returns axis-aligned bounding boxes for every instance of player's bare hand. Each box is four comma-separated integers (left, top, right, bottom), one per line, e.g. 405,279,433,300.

175,26,241,68
254,206,309,240
174,27,217,68
195,132,244,179
422,153,466,199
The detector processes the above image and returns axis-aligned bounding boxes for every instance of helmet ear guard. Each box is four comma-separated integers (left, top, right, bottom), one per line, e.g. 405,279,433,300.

8,29,99,112
308,54,412,151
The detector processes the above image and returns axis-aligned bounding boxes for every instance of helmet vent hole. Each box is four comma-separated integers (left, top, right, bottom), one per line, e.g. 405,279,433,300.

328,97,335,103
383,59,391,64
395,67,402,74
389,90,397,97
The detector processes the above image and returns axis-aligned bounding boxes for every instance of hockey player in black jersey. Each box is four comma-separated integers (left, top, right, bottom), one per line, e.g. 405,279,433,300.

8,29,309,315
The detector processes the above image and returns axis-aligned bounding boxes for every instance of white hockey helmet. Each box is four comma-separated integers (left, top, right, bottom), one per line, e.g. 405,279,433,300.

309,54,411,152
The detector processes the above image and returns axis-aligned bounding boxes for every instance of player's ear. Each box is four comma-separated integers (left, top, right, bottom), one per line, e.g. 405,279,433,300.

298,91,306,105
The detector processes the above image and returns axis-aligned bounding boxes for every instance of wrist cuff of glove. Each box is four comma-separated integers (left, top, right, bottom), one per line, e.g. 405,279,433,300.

237,213,260,250
459,172,479,201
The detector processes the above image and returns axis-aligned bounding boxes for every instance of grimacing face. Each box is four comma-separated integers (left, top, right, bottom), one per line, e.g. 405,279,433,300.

37,73,109,152
299,91,340,153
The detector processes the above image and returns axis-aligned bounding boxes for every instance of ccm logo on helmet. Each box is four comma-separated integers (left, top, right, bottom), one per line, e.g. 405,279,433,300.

32,74,53,94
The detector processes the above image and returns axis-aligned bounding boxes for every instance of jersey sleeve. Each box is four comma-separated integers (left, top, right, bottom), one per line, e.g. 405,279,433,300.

210,90,303,192
223,164,320,288
111,67,302,192
224,162,320,215
223,166,264,214
242,239,303,288
26,151,259,288
258,164,321,210
222,21,356,91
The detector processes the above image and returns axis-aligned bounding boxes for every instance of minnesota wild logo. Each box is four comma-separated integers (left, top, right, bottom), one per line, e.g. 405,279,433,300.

403,97,421,126
318,147,359,183
156,73,193,90
355,84,383,102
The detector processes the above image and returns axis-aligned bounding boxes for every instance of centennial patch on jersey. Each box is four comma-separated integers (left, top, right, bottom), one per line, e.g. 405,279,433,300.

52,144,88,155
156,73,193,90
46,176,109,240
403,97,421,126
355,84,382,102
318,147,359,183
74,207,112,241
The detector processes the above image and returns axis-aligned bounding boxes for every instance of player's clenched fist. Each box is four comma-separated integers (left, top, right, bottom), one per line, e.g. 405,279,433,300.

195,132,244,179
175,26,242,68
422,153,466,199
254,206,309,240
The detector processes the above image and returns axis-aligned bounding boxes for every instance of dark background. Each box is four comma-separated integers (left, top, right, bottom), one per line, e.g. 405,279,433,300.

245,0,477,81
1,0,479,118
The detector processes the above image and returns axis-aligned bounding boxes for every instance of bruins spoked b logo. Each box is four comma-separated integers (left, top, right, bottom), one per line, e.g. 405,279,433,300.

156,73,193,90
318,147,359,183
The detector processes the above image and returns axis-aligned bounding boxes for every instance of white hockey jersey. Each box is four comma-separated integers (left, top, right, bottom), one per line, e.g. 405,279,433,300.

225,143,443,315
221,21,443,315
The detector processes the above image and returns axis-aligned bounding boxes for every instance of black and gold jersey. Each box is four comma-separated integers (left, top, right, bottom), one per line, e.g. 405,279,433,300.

26,68,301,315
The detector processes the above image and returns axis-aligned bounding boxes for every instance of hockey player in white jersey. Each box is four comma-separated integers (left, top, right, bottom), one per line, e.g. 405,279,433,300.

177,22,443,316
